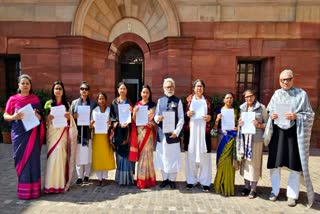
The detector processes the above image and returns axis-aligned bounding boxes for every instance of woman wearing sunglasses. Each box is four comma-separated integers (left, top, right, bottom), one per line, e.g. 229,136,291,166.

44,81,78,193
70,81,96,185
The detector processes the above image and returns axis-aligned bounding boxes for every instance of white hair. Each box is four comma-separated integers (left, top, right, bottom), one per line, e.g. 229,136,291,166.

280,69,293,78
163,78,175,88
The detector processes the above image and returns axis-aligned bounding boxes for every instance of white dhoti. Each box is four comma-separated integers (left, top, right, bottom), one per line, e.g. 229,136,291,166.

154,139,181,181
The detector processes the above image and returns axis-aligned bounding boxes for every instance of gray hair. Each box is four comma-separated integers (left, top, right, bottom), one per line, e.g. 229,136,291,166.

163,78,175,88
280,69,293,78
17,74,33,93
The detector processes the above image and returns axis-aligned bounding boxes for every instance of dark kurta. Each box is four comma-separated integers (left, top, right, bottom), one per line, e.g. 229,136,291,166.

267,123,302,172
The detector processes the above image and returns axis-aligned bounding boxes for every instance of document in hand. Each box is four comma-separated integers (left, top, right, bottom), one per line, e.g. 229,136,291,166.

135,105,148,126
221,109,235,131
77,106,91,126
241,112,256,134
93,112,108,134
18,104,40,131
162,111,175,133
50,105,67,128
118,104,131,125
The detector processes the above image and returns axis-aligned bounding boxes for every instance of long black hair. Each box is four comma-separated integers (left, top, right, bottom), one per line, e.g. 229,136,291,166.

51,81,69,111
140,84,153,103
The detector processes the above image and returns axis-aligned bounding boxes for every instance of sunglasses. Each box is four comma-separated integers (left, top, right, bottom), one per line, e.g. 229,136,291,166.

80,87,89,91
54,87,63,91
280,78,293,83
244,94,254,99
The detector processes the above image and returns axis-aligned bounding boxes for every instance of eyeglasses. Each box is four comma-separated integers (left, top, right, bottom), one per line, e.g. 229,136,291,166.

54,87,63,91
165,86,174,89
280,78,293,83
80,87,89,91
245,95,254,99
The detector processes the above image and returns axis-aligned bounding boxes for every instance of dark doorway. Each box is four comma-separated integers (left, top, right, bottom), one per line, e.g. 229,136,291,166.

0,55,21,100
117,43,144,104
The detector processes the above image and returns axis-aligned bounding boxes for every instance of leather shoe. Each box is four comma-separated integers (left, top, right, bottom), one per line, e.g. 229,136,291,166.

186,184,193,190
240,188,250,196
83,176,89,184
160,179,169,188
76,178,83,185
169,181,176,189
248,190,257,199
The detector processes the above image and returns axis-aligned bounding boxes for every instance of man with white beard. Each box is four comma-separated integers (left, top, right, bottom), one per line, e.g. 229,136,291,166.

154,78,184,189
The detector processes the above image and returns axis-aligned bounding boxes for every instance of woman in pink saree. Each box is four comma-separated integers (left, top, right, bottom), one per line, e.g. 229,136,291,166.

44,81,77,193
4,74,45,199
129,85,157,189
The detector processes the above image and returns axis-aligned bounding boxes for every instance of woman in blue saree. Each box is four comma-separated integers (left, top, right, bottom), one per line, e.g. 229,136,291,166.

4,74,45,199
213,92,238,196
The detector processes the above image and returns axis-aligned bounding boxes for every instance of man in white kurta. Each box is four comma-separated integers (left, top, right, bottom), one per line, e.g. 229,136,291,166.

154,78,184,189
265,69,314,207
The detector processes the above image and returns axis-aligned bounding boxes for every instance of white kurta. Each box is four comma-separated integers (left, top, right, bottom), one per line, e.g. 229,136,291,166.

186,95,212,185
76,128,92,165
154,99,184,174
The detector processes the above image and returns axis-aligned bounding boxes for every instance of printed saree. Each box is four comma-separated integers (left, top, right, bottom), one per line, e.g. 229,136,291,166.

129,101,157,189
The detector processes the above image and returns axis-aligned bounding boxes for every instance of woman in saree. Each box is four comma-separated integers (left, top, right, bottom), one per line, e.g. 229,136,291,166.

4,74,45,199
110,82,135,186
43,81,78,193
213,92,238,196
129,85,157,189
91,92,116,186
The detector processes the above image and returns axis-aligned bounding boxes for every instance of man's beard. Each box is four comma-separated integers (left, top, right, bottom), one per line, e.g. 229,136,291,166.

164,91,174,97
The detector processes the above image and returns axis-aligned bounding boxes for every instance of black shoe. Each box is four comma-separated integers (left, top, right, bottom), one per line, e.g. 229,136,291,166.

83,176,89,184
76,178,83,185
186,184,193,190
241,188,250,196
169,181,176,189
202,185,210,192
248,190,257,199
160,179,169,188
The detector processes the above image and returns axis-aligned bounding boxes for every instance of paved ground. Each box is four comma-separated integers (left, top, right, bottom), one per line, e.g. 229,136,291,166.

0,143,319,214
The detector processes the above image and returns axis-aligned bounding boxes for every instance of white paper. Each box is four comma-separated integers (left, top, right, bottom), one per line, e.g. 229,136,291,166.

77,106,90,126
190,99,205,120
93,112,108,134
18,104,40,131
274,104,290,127
50,105,67,128
241,112,256,134
136,106,148,126
162,111,175,133
118,104,131,125
221,109,235,131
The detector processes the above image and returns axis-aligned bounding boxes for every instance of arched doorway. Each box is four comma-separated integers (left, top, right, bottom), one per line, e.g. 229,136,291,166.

117,43,144,104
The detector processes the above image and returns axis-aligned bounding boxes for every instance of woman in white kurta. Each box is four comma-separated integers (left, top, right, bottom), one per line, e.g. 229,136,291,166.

70,81,96,185
183,79,213,192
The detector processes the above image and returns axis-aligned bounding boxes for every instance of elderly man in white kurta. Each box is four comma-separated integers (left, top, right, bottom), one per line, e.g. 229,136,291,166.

154,78,184,189
265,69,314,207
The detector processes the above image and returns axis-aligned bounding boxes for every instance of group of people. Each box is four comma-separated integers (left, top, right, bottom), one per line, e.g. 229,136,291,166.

3,69,315,208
